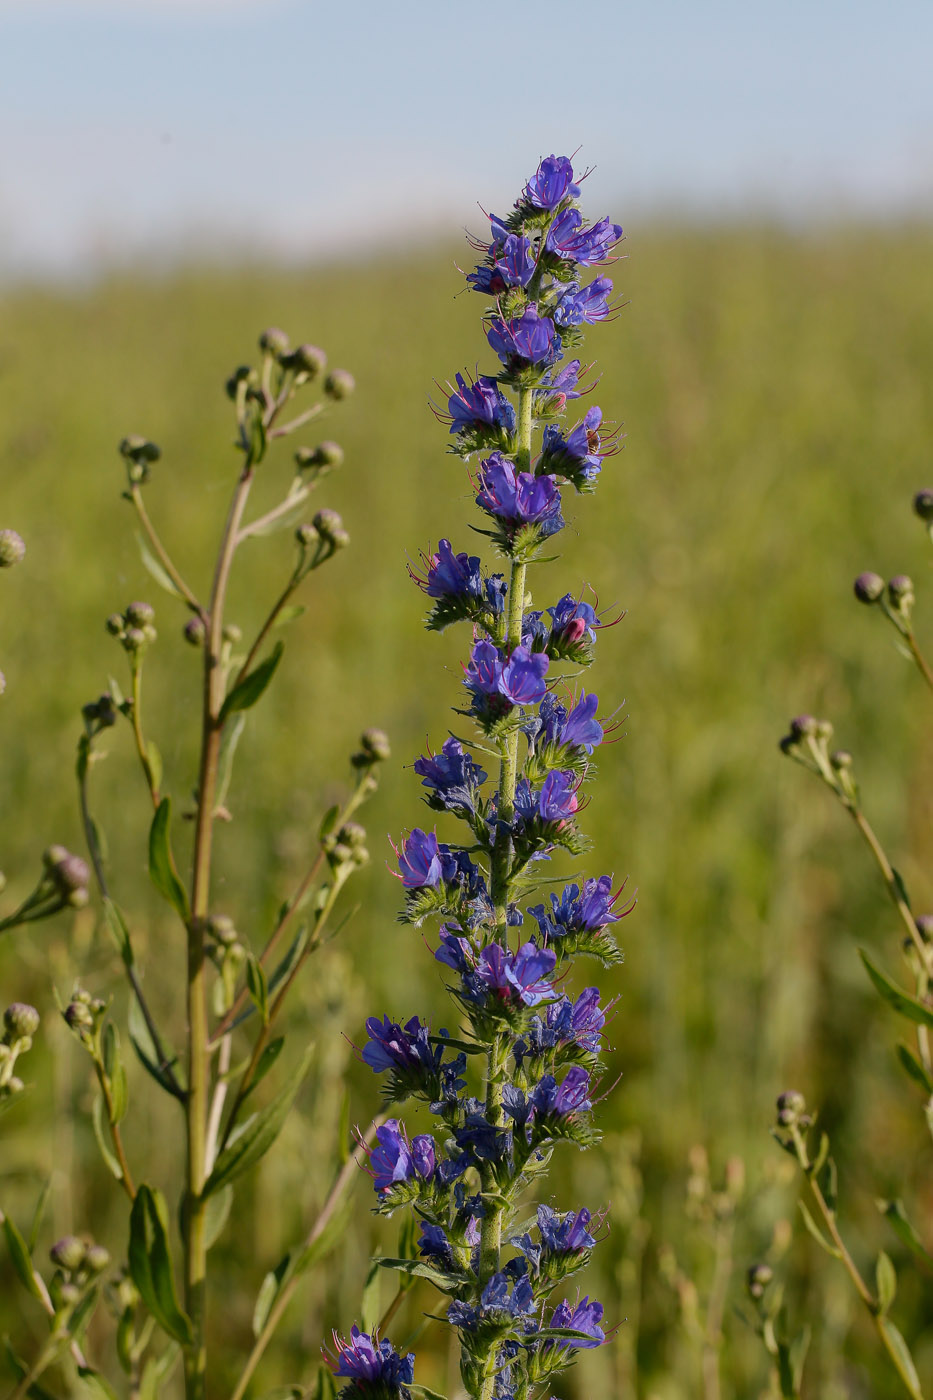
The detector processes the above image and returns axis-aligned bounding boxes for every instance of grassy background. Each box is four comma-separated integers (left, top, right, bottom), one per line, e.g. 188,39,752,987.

2,222,933,1397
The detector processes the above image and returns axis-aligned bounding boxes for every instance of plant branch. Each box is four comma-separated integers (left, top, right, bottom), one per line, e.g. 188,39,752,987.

129,484,204,617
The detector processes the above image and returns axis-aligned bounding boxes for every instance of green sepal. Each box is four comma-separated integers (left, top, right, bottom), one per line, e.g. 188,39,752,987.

219,642,284,723
148,798,190,922
202,1047,311,1197
128,1185,193,1345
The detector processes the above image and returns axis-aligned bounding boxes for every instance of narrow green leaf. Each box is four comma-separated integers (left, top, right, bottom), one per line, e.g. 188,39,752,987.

360,1259,381,1333
128,1185,193,1345
789,1326,811,1390
252,1268,280,1339
203,1184,233,1250
896,1042,933,1094
128,995,183,1100
878,1317,923,1399
375,1256,462,1291
797,1201,842,1259
891,866,913,912
272,604,306,628
219,642,284,723
135,534,182,599
245,1038,285,1099
409,1387,449,1400
147,741,163,796
876,1198,933,1267
817,1155,838,1214
310,1368,337,1400
3,1214,42,1299
245,954,270,1025
102,898,134,965
28,1180,52,1254
203,1048,311,1197
137,1345,181,1400
102,1023,128,1123
338,1088,351,1165
859,949,933,1028
876,1250,897,1314
319,804,340,842
78,1368,120,1400
215,712,247,811
92,1092,124,1181
148,798,190,921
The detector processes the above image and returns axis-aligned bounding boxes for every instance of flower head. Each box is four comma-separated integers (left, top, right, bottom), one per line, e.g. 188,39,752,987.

523,154,582,211
487,308,561,371
330,1325,415,1394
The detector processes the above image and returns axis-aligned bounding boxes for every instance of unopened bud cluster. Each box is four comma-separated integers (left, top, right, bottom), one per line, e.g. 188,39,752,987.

779,715,858,809
0,1001,40,1102
49,1233,110,1313
63,987,107,1044
0,529,26,568
106,601,157,655
119,435,160,487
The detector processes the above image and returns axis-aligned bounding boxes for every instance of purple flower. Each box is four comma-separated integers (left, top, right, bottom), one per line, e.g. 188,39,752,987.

367,1120,437,1195
464,638,503,698
554,277,613,328
537,1204,597,1253
537,770,579,823
535,359,583,414
514,987,606,1066
414,738,487,814
468,234,537,294
546,209,622,266
487,307,561,370
435,924,473,972
567,986,605,1052
499,646,549,704
362,1015,435,1075
476,454,564,536
549,1295,606,1348
394,829,443,888
447,373,516,437
529,875,621,941
413,539,483,601
472,941,557,1007
330,1326,416,1390
549,594,598,644
448,1272,536,1330
540,406,607,488
523,155,581,211
530,1066,592,1119
539,692,603,754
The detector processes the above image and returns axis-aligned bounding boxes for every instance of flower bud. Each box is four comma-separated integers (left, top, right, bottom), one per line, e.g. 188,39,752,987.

50,1236,87,1273
296,523,320,549
105,613,124,636
284,344,327,379
789,714,818,740
184,616,205,647
125,601,155,627
123,626,147,651
776,1089,806,1126
119,436,161,465
338,821,367,849
0,529,26,568
259,326,290,357
360,728,391,762
84,1243,111,1273
296,441,344,472
207,914,237,947
324,369,355,401
312,509,349,549
225,365,254,400
64,1001,95,1032
46,849,90,898
915,914,933,943
853,571,884,604
830,749,852,770
747,1262,773,1299
4,1003,39,1040
913,489,933,521
0,671,5,697
888,574,914,609
57,1281,81,1306
223,623,242,645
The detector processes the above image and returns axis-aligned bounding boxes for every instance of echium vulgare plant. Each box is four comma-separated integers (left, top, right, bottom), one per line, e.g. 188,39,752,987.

767,491,933,1399
1,333,391,1400
329,154,627,1400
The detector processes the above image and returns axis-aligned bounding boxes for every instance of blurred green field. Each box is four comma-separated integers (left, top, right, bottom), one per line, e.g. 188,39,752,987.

2,222,933,1398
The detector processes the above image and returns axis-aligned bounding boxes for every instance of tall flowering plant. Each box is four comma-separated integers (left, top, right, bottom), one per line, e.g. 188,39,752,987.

331,155,627,1400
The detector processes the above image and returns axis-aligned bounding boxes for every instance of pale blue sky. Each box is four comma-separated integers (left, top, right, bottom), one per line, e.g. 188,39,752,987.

2,0,932,278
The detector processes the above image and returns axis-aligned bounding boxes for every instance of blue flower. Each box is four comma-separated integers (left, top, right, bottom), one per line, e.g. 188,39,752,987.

535,359,583,414
539,692,603,754
447,373,516,437
435,923,473,972
464,640,549,708
537,1204,597,1253
413,539,484,601
540,407,607,489
529,1065,592,1119
394,829,443,888
414,738,487,815
330,1326,415,1391
548,594,598,644
548,1295,606,1348
529,875,621,941
468,234,537,294
537,770,579,823
476,454,564,536
448,1271,536,1330
362,1015,437,1075
513,987,606,1066
470,940,557,1007
546,209,622,266
523,154,581,211
553,277,613,328
368,1120,436,1194
487,307,561,370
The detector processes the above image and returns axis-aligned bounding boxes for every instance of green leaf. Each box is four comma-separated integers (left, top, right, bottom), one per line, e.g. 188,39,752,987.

245,954,270,1025
203,1047,311,1197
360,1259,381,1333
318,804,340,842
103,898,134,965
409,1387,449,1400
128,995,183,1100
245,1038,285,1099
3,1213,42,1300
137,1344,181,1400
147,741,163,796
148,798,190,922
310,1367,337,1400
203,1184,233,1250
128,1185,193,1345
28,1180,52,1254
92,1091,124,1181
219,642,284,723
876,1250,897,1314
102,1022,128,1123
878,1317,923,1399
876,1198,933,1267
891,866,913,912
816,1154,837,1214
896,1042,933,1094
859,949,933,1028
273,604,306,629
78,1368,120,1400
375,1256,463,1291
797,1201,842,1259
136,533,182,599
253,1198,356,1340
215,712,247,810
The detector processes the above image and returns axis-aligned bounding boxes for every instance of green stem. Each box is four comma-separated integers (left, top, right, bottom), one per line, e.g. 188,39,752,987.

129,484,203,618
130,663,160,808
905,629,933,696
184,464,254,1400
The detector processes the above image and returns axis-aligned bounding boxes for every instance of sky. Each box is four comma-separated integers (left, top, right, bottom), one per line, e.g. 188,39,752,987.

1,0,932,279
